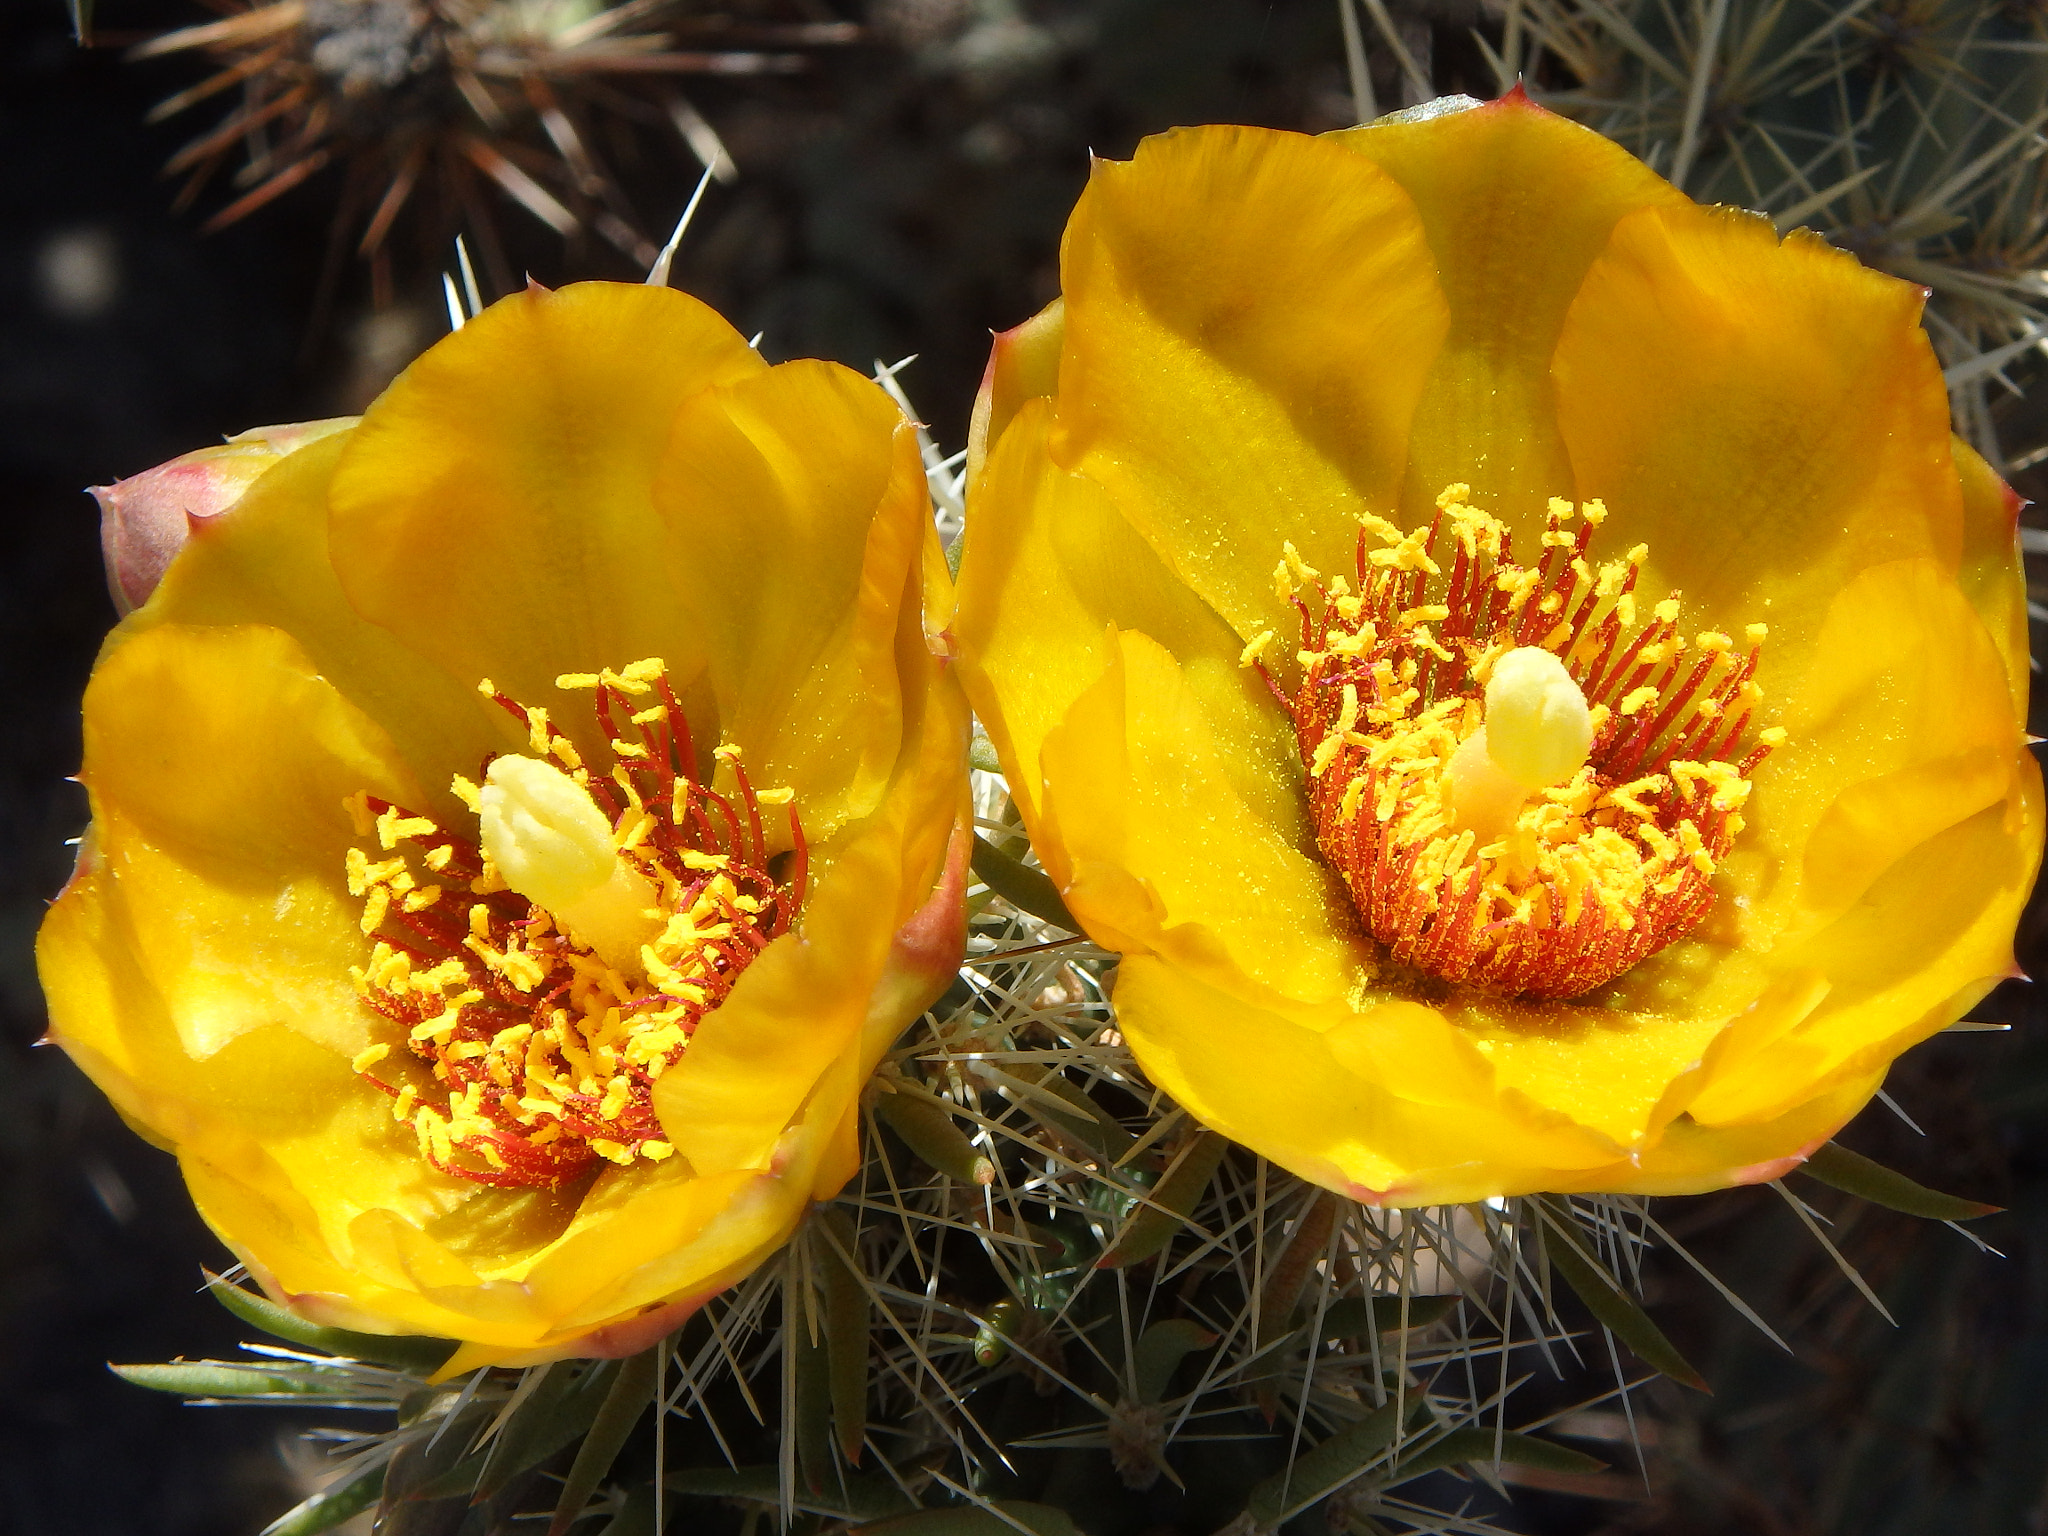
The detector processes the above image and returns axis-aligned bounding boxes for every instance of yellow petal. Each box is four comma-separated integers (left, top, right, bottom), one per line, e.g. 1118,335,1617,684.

133,433,508,823
955,400,1306,842
1753,557,2025,935
1553,201,1960,666
1333,89,1686,523
327,282,766,749
1690,769,2039,1125
68,623,423,1061
1038,629,1362,1008
1113,956,1619,1206
653,358,931,837
1053,124,1448,651
654,626,967,1175
967,296,1064,489
1548,1070,1883,1197
1951,435,2030,723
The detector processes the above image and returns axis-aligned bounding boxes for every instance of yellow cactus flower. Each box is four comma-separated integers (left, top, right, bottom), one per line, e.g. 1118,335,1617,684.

956,93,2042,1206
40,281,970,1368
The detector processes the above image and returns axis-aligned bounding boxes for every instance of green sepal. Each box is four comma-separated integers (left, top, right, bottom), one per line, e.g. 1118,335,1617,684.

819,1207,872,1465
969,832,1077,931
469,1359,619,1503
1318,1294,1460,1338
993,1063,1134,1162
1386,1427,1607,1484
666,1466,915,1520
1245,1398,1405,1525
852,1501,1086,1536
1099,1129,1227,1268
790,1274,836,1497
597,1485,657,1536
111,1361,337,1398
1800,1141,2001,1221
549,1348,661,1536
258,1465,386,1536
1535,1197,1709,1393
205,1275,456,1375
875,1084,994,1185
377,1400,496,1512
1132,1317,1217,1404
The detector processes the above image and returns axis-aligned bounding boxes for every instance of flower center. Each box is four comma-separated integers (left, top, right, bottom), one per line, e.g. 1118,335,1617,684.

1253,485,1783,1002
344,659,805,1189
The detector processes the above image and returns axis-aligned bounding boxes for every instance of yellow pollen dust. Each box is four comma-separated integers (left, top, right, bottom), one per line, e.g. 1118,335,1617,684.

1263,485,1781,1001
342,660,806,1189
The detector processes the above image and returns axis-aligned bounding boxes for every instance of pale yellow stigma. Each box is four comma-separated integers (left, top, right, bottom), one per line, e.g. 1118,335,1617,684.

477,754,662,976
1446,646,1594,844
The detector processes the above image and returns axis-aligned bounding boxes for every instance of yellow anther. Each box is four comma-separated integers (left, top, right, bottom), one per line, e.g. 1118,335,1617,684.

1240,630,1276,667
1619,686,1660,716
1338,777,1367,823
1281,541,1319,586
377,806,437,849
344,791,376,838
351,1043,391,1074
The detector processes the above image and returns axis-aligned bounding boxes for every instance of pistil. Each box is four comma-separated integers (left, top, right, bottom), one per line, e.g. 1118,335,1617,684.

1444,646,1594,846
478,754,663,978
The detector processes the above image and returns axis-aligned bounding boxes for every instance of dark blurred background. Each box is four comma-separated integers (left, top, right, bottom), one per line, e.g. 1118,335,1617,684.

3,0,2046,1531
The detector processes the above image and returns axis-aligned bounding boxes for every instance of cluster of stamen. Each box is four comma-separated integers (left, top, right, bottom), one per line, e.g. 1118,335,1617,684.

1249,486,1784,1001
343,660,805,1188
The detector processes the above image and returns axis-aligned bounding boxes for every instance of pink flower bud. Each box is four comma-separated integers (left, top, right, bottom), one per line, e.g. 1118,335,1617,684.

90,418,354,615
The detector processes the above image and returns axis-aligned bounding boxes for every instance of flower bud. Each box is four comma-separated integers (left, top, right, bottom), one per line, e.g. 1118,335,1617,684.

91,418,353,615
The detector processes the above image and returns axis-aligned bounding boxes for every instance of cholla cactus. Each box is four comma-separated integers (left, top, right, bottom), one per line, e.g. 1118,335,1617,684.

1493,0,2048,465
127,0,853,295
